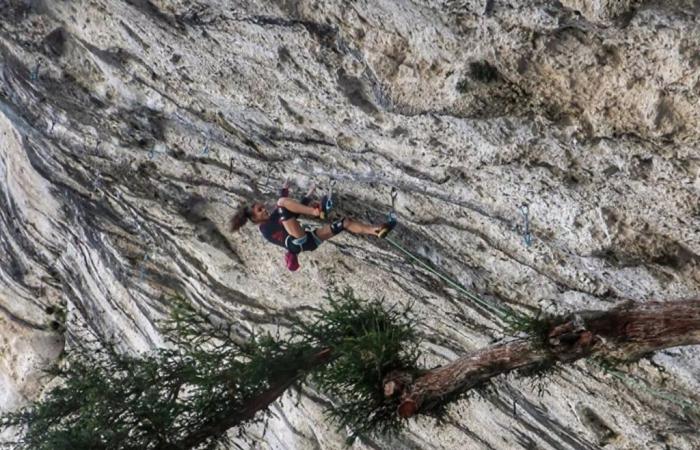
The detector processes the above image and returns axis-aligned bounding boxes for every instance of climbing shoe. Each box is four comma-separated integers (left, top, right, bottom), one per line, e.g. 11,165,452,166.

285,251,300,271
377,214,397,239
317,194,334,220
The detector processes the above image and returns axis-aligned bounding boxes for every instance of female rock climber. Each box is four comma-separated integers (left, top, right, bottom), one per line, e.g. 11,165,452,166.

230,182,395,271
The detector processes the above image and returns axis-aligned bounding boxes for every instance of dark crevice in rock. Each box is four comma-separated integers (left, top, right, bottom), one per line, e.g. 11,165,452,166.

487,385,600,450
265,125,337,147
246,15,337,43
0,302,46,330
337,68,379,114
123,0,183,32
576,404,618,445
42,27,66,57
270,403,322,448
119,20,150,51
178,194,243,265
445,416,498,450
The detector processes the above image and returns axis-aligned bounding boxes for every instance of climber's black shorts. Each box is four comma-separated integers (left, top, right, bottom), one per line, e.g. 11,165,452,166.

285,231,321,254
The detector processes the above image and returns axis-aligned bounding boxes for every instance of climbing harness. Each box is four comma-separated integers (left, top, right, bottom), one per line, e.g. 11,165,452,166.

520,204,533,247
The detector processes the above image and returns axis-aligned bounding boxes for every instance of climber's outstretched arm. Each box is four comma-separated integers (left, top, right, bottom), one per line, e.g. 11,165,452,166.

277,197,320,218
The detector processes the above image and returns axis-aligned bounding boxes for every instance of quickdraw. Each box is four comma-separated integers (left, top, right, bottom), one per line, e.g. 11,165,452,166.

520,204,533,247
388,186,398,223
200,132,210,156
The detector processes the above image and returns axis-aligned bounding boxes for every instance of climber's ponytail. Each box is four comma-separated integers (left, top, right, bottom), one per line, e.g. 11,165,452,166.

230,205,252,232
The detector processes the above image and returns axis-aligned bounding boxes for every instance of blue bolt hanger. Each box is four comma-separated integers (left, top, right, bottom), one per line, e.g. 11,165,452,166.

520,204,533,247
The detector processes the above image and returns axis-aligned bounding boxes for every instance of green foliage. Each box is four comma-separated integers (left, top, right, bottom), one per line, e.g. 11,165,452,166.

503,308,554,348
502,307,565,396
591,355,626,373
294,288,420,443
1,291,420,448
2,297,314,450
514,359,560,397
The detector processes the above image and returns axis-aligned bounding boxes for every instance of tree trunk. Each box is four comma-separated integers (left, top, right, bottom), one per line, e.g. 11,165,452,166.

175,348,332,449
392,299,700,418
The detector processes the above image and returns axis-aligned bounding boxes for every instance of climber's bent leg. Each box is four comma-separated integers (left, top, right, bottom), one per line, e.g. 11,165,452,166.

315,218,381,241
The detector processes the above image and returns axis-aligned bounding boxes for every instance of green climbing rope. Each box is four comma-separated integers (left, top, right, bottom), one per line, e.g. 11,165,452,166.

384,236,511,320
384,235,698,417
378,194,695,418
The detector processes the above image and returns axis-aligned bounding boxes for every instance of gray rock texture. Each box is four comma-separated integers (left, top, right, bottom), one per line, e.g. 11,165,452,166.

1,0,699,448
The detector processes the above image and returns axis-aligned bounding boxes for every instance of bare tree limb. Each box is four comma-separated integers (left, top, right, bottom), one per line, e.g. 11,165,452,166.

392,299,700,418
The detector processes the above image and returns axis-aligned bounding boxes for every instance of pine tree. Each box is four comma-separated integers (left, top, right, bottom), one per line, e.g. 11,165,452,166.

2,292,699,449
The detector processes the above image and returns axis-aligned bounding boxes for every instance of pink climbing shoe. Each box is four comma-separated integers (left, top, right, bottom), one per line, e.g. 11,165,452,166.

285,252,300,271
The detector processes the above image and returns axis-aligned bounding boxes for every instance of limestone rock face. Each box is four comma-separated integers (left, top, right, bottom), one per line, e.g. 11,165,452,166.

559,0,638,22
1,0,699,449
